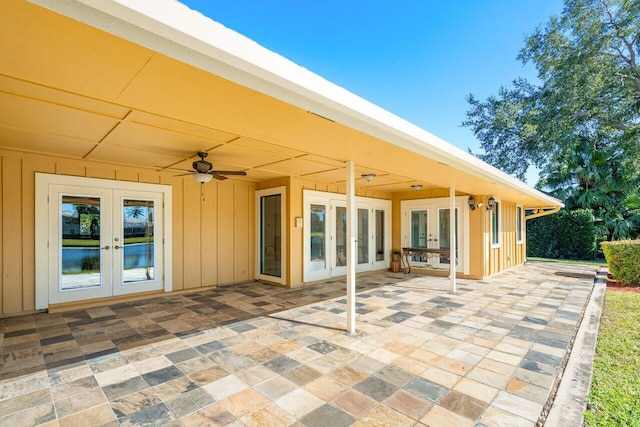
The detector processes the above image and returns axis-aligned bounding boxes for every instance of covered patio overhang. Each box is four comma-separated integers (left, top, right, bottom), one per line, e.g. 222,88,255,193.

1,0,562,208
0,0,563,327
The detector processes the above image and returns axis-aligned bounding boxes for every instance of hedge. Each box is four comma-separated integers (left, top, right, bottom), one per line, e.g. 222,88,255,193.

527,209,596,259
601,240,640,286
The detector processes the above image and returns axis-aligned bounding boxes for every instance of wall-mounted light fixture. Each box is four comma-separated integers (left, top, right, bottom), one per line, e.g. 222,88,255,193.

411,184,423,191
487,195,496,211
361,173,376,182
468,195,483,211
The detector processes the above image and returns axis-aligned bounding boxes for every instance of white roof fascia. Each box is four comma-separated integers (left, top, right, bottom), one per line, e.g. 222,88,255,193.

30,0,562,208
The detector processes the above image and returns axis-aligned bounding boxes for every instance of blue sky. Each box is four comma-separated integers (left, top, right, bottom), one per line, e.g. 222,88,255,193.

181,1,563,183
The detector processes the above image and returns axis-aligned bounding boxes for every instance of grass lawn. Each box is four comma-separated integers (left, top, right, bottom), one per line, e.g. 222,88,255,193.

528,257,607,266
584,290,640,426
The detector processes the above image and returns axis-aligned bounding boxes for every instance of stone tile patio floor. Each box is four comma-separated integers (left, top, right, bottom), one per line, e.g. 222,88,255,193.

0,262,596,426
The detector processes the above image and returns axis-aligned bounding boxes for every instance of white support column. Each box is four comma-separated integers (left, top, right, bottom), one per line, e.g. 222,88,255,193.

450,186,457,294
346,160,356,334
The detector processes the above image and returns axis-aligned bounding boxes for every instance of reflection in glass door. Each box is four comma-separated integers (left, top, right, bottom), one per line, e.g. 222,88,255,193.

260,194,282,277
59,194,110,295
357,208,369,265
309,204,327,272
410,210,429,263
113,191,164,296
437,208,459,267
375,210,385,262
335,206,347,268
121,199,155,283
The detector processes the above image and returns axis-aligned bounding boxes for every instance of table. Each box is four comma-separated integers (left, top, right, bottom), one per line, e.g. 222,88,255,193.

401,247,457,274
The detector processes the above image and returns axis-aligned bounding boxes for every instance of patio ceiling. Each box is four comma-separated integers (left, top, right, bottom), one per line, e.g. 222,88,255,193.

1,0,562,207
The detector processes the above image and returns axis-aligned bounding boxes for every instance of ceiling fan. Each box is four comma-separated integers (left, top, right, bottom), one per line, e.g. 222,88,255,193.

161,151,247,183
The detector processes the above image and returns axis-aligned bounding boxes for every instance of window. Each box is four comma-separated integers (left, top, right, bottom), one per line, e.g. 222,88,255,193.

491,201,500,247
516,206,523,244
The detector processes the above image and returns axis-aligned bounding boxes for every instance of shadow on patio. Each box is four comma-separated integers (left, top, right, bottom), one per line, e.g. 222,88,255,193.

0,262,596,426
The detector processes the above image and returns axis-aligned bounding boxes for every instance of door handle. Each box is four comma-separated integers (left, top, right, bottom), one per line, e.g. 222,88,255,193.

114,245,122,250
101,245,110,250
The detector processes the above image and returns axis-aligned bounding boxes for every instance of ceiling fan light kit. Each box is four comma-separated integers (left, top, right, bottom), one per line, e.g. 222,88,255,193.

194,172,213,183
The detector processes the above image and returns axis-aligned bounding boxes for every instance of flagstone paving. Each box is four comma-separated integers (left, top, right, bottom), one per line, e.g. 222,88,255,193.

0,262,596,426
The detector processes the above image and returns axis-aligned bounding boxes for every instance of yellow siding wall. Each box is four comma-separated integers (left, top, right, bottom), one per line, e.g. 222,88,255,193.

0,151,254,316
487,200,525,276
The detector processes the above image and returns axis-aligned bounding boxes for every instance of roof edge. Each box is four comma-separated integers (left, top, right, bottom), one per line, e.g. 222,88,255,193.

30,0,562,208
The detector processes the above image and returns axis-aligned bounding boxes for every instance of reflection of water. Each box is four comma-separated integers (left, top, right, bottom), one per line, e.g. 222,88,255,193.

62,243,154,273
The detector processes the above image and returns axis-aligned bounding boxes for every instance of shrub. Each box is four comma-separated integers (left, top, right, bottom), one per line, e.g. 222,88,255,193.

527,209,596,259
601,240,640,286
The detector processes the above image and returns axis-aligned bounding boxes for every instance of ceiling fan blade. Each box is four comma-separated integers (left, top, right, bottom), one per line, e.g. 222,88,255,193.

214,170,247,176
211,173,228,181
156,166,194,173
173,172,195,177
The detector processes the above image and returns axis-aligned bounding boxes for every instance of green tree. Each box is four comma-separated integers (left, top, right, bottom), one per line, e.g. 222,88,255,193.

464,0,640,240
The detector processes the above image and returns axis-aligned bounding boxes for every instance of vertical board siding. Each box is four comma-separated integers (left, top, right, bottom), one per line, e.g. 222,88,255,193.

201,181,218,287
487,201,524,277
217,182,235,285
234,182,250,283
2,157,23,313
166,176,184,291
0,152,256,316
182,179,202,289
0,156,3,312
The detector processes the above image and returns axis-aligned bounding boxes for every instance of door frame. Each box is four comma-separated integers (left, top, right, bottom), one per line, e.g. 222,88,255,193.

35,173,172,309
401,196,470,274
303,189,391,282
254,186,287,285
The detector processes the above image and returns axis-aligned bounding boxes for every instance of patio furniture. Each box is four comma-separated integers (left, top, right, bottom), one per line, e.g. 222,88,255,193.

401,247,457,273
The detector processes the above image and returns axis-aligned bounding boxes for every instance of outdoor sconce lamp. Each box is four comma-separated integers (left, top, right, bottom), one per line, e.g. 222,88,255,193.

487,195,496,211
411,184,423,191
361,173,376,182
468,195,483,211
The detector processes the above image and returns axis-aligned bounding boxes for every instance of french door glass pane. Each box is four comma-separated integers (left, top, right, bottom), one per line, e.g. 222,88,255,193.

336,206,346,267
310,204,326,270
410,210,429,262
438,208,458,264
122,199,155,283
375,210,385,262
358,208,368,264
60,195,102,291
260,194,281,277
491,202,500,245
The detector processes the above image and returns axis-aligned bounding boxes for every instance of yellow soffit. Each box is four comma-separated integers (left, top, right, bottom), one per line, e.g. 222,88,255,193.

24,0,562,207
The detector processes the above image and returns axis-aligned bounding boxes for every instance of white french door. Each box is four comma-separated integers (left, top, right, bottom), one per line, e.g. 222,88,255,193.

304,190,391,281
35,174,172,308
401,197,469,274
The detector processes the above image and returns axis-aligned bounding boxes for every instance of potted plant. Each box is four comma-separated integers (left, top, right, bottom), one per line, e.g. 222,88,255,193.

390,249,402,273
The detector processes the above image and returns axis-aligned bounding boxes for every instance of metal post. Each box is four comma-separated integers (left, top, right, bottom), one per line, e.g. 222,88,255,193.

346,160,356,334
450,186,457,294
